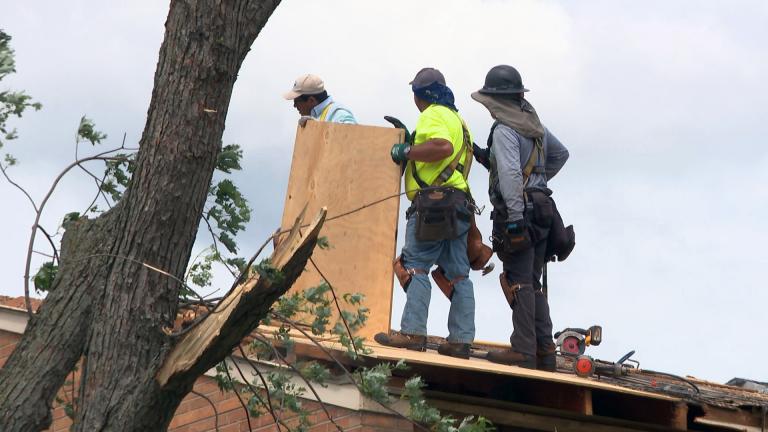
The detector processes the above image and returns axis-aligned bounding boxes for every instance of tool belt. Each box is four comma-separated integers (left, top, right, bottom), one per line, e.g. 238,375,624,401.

490,189,574,260
546,197,575,262
407,187,470,241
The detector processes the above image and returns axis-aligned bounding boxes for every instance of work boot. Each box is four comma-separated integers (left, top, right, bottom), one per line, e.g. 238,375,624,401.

437,342,471,359
374,332,426,351
536,343,557,372
486,348,536,369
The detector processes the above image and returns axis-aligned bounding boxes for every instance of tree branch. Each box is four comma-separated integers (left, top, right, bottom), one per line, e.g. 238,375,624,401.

156,207,326,388
243,339,344,432
272,312,430,432
222,360,254,432
190,390,220,432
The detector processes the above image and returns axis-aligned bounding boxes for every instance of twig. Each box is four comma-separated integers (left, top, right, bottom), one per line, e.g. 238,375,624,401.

191,390,220,432
309,257,358,356
36,225,59,264
228,355,289,432
0,163,39,212
243,338,344,432
80,171,108,216
272,312,430,432
202,215,238,278
231,350,278,420
222,360,254,432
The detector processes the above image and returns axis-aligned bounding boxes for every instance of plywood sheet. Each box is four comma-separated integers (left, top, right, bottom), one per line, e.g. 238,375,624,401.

365,342,680,401
280,121,404,340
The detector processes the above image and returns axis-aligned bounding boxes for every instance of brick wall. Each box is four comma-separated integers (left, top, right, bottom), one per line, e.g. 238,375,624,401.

0,330,412,431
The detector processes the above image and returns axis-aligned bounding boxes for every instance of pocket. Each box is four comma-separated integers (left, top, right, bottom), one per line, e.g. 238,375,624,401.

413,189,458,241
531,194,554,226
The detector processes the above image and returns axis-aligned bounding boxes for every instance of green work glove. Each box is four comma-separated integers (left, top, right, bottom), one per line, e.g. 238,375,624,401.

390,143,411,164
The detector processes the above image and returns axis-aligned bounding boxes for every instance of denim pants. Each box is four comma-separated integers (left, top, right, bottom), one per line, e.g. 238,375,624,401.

399,204,475,344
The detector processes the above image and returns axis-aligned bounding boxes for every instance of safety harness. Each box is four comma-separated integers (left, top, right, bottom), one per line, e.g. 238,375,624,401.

487,121,545,187
409,119,474,189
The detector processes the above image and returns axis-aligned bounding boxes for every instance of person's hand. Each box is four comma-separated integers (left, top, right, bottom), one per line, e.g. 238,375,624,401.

506,219,526,235
504,218,531,252
298,116,312,127
390,143,411,164
472,143,490,169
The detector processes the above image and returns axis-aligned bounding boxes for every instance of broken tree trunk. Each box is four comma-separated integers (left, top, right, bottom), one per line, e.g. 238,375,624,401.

0,1,285,431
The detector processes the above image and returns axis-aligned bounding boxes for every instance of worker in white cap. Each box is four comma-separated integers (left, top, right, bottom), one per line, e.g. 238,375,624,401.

283,74,357,126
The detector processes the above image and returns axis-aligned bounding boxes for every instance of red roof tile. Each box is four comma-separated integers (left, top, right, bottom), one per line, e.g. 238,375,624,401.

0,295,42,312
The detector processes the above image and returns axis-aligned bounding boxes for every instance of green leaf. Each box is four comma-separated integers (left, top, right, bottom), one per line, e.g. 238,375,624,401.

32,261,58,292
216,144,243,173
62,212,81,229
317,236,331,250
299,361,331,387
76,116,107,145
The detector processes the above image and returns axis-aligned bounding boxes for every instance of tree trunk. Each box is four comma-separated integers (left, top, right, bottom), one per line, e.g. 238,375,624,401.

0,1,282,430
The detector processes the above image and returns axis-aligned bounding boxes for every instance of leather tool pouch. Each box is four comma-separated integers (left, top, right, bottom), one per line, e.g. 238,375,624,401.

499,272,520,309
393,255,412,292
431,267,455,300
413,187,465,241
467,216,493,271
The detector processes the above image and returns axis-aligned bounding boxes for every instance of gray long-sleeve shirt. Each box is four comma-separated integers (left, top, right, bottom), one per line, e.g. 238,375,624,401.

489,124,569,221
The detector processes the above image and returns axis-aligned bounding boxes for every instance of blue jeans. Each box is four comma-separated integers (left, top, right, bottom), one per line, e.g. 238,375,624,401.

399,205,475,344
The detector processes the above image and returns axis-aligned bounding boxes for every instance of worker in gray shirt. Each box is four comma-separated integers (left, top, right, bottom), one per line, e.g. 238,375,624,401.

471,65,572,370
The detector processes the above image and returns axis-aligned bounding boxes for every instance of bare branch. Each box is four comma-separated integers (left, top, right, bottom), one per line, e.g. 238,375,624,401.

228,355,289,432
36,225,59,264
243,340,344,432
202,215,238,278
22,150,132,318
222,362,253,432
81,171,109,216
0,163,38,212
190,390,220,432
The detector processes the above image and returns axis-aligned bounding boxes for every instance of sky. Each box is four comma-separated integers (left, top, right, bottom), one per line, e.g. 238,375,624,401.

2,0,767,383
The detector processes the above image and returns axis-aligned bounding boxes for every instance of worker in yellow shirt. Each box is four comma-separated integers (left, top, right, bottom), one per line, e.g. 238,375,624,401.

375,68,476,359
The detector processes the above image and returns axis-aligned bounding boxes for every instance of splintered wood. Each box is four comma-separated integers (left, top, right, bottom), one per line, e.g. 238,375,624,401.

280,121,404,340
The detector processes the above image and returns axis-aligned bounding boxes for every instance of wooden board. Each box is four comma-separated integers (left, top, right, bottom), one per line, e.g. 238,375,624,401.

366,342,680,401
280,121,404,340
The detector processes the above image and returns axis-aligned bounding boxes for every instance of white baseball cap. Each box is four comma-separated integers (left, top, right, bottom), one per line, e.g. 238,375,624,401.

283,74,325,100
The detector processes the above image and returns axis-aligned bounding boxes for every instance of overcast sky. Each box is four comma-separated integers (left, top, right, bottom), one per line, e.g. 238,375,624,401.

2,0,767,383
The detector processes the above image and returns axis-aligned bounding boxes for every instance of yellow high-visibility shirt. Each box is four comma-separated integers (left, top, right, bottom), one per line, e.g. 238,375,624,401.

405,104,472,200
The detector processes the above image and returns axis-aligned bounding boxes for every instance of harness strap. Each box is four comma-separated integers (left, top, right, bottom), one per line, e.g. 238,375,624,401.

522,136,544,187
318,102,334,121
407,268,429,276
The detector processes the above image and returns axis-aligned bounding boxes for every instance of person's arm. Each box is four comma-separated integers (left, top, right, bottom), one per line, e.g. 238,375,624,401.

545,128,569,180
408,138,452,162
331,108,357,124
492,127,525,222
399,108,454,162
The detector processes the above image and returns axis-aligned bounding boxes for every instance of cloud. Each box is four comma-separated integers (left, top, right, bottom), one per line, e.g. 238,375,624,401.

2,0,766,382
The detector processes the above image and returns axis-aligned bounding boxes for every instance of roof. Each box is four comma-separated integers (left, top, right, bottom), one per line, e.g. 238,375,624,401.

0,295,41,312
